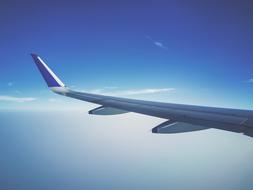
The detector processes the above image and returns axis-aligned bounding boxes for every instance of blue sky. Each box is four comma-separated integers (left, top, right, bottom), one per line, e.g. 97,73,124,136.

1,0,253,110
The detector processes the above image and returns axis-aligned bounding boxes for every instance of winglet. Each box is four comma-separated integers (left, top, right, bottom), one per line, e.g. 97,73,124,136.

31,53,65,87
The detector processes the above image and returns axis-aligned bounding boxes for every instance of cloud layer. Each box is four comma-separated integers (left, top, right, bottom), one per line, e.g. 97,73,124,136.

88,88,175,96
0,96,36,103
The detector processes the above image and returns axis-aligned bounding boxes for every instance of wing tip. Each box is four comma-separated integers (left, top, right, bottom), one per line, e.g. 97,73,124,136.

31,53,38,58
31,54,65,88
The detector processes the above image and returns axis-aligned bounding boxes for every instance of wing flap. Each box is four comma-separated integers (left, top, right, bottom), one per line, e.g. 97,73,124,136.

152,120,210,134
89,106,129,115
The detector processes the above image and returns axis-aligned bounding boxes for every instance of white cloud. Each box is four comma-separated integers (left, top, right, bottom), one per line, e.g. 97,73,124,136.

82,86,119,94
113,88,175,96
87,88,175,96
153,41,168,50
87,88,104,94
14,90,22,94
104,86,118,89
243,79,253,83
8,82,14,87
146,35,168,50
0,96,36,103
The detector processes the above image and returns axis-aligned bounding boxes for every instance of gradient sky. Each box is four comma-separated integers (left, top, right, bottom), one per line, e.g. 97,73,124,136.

1,2,253,190
0,0,253,110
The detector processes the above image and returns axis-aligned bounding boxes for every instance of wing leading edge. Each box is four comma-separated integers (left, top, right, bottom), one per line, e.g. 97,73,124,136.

31,54,253,137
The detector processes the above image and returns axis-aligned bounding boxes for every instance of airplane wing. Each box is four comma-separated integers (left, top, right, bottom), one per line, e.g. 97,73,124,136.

31,54,253,137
